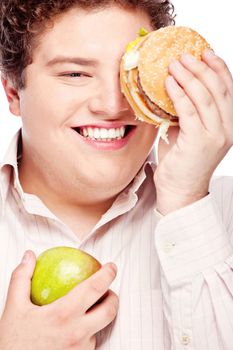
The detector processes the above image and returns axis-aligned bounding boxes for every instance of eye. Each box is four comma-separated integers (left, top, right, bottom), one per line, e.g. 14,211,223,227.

62,72,91,78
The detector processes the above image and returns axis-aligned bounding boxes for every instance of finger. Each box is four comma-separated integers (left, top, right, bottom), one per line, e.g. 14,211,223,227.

202,49,233,97
180,53,233,129
84,290,119,335
168,59,222,134
165,75,203,135
53,263,117,315
5,250,37,311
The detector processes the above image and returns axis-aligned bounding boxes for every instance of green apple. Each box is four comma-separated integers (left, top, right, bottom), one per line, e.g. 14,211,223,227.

31,246,101,306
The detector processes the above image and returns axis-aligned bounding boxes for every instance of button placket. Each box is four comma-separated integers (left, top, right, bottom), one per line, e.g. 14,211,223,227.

162,241,176,253
180,333,190,345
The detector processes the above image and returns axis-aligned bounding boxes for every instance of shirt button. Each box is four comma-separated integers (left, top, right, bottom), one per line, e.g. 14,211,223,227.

162,241,176,253
181,333,190,345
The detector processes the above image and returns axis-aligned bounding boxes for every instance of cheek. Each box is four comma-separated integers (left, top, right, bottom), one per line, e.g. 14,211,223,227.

129,125,157,167
21,74,87,127
20,90,78,134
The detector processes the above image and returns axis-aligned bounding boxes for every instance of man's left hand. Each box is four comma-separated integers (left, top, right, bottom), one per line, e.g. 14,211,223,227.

154,49,233,215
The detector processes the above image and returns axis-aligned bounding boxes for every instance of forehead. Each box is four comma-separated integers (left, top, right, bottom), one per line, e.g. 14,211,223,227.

34,6,152,65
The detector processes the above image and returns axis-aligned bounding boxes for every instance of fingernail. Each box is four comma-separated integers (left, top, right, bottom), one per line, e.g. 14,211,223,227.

170,59,182,70
204,48,216,58
21,250,30,264
181,53,197,63
166,75,177,88
108,263,117,275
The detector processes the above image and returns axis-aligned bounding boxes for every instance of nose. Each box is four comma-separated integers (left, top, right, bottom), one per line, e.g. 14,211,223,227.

88,74,130,118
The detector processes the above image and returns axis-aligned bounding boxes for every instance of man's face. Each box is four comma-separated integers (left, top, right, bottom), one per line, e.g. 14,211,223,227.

17,6,157,202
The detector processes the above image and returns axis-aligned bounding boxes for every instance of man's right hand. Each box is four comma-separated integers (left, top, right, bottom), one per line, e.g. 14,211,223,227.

0,250,118,350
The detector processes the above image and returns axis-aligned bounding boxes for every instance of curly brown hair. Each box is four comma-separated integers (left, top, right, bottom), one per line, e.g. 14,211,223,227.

0,0,176,90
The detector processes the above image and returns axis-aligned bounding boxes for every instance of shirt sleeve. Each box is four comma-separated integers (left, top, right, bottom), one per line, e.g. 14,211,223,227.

0,164,4,219
154,176,233,350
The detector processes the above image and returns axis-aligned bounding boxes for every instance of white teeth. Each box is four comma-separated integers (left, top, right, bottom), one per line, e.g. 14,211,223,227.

115,128,120,138
108,128,116,138
93,128,100,139
87,127,94,138
100,129,108,139
120,126,125,137
83,128,88,137
80,127,127,140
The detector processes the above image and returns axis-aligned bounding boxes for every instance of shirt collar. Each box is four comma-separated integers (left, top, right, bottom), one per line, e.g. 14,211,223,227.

127,151,156,195
0,129,156,219
0,129,60,220
0,130,24,216
1,129,22,171
92,153,156,235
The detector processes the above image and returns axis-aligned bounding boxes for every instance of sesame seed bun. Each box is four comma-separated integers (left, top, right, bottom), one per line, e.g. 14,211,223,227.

120,26,211,127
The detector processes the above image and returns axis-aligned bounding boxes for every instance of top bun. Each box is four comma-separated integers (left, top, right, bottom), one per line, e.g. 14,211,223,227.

138,26,211,116
120,26,211,127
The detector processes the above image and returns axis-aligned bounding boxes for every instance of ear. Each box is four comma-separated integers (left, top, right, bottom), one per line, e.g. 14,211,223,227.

1,77,21,116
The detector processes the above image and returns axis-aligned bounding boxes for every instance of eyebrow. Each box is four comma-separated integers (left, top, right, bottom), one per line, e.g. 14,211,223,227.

45,56,99,67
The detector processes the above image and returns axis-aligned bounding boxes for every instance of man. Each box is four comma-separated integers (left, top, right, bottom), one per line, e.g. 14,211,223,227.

0,0,233,349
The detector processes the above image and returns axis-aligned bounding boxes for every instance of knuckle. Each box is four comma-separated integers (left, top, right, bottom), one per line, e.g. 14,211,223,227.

229,133,233,144
176,98,196,117
51,307,68,325
201,93,213,107
104,302,118,320
90,277,106,295
46,302,79,326
217,58,228,71
175,88,186,101
177,90,186,99
10,265,24,281
110,291,119,306
186,105,196,117
89,266,116,295
104,293,119,320
42,305,63,325
219,85,228,98
75,328,88,344
199,62,209,75
66,327,88,348
216,136,227,148
214,57,231,76
105,264,117,281
185,73,195,85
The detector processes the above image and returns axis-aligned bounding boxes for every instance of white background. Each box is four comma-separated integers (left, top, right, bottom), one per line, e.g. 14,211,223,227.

0,0,232,175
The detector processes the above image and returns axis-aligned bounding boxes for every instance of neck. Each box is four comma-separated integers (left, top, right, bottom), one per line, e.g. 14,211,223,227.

18,162,117,240
45,198,114,240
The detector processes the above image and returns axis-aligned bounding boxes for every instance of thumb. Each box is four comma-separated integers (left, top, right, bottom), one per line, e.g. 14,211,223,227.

5,250,37,310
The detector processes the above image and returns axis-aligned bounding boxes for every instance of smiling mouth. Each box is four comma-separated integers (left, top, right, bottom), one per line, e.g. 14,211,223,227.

72,125,136,142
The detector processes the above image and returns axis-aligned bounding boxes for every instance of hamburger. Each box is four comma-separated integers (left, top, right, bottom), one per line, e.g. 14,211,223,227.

120,26,211,142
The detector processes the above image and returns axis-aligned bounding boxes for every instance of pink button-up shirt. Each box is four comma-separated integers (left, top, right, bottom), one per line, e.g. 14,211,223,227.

1,130,233,349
